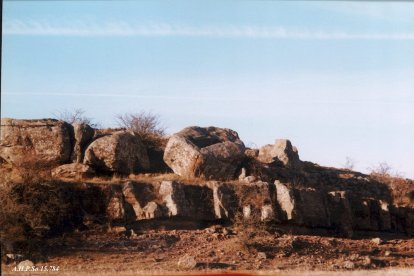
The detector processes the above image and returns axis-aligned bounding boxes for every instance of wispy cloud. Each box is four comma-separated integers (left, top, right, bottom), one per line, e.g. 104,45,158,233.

4,20,414,40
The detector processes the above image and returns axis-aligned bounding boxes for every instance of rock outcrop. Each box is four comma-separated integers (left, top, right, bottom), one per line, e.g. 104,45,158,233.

0,118,73,166
84,131,150,174
71,123,94,163
82,179,413,237
163,126,245,180
258,139,301,169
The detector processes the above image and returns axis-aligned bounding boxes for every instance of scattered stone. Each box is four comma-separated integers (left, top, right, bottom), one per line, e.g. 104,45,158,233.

17,260,34,269
384,250,391,257
257,252,267,260
5,254,24,263
177,255,197,270
371,237,383,245
109,226,127,234
362,256,372,266
342,261,355,269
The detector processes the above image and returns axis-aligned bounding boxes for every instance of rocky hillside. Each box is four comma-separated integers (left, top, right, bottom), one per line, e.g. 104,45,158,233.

1,118,414,240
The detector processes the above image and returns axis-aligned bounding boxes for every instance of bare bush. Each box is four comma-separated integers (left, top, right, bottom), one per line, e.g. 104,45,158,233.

369,162,393,177
343,156,355,171
115,112,166,147
54,108,98,127
0,180,83,259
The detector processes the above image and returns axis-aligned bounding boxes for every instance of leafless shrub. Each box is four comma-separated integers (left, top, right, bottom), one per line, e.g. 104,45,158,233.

343,156,355,171
13,150,53,183
54,108,99,127
0,180,82,258
115,112,167,148
369,162,394,177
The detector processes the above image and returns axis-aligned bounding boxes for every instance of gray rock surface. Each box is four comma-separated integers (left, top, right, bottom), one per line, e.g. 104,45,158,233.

163,126,245,180
84,131,149,174
258,139,301,169
71,123,94,163
0,118,73,166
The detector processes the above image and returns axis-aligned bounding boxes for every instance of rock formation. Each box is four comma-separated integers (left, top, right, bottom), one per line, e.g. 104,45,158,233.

84,131,150,174
71,123,94,163
258,139,301,169
1,118,414,238
163,126,245,180
0,118,73,166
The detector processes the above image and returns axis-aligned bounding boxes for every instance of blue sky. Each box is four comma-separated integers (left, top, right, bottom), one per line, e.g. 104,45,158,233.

2,1,414,177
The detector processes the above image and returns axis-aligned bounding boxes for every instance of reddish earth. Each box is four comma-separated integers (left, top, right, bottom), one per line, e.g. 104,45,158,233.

3,225,414,275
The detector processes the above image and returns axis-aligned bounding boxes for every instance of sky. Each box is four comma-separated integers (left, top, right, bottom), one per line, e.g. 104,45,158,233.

2,0,414,177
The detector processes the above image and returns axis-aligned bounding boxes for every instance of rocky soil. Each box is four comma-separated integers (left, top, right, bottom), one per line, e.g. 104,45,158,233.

2,225,414,275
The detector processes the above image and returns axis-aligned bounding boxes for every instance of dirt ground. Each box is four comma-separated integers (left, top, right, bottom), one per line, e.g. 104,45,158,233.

2,225,414,276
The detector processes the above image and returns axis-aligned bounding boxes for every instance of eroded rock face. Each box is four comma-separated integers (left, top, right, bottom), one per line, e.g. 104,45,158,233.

71,123,94,163
84,131,149,174
51,163,95,178
209,181,276,222
0,118,73,166
163,126,245,180
326,191,353,237
258,139,301,169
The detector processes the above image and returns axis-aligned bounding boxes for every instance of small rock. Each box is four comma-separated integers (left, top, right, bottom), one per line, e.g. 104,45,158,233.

371,237,382,245
257,252,267,260
17,260,34,269
384,250,391,257
343,261,355,269
244,176,257,183
349,253,359,261
109,226,126,234
6,254,24,262
363,256,372,266
177,255,197,270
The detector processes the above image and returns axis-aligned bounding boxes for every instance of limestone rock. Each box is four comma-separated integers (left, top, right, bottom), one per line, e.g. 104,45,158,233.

104,186,127,222
258,139,301,169
275,181,296,221
210,181,275,222
245,148,259,158
51,163,95,178
84,131,149,174
159,181,215,220
0,118,72,166
71,123,94,163
163,126,245,180
275,181,331,227
122,181,162,220
326,191,353,237
177,255,197,270
17,260,34,269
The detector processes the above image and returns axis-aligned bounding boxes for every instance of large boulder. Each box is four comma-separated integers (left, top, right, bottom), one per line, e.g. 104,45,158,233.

84,131,149,174
0,118,73,166
71,123,94,163
258,139,301,169
163,126,245,180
